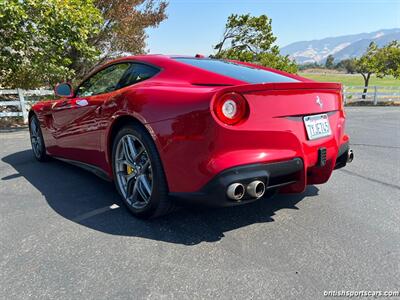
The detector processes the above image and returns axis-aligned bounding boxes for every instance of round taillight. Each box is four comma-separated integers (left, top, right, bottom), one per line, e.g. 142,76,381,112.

214,93,249,125
222,100,237,119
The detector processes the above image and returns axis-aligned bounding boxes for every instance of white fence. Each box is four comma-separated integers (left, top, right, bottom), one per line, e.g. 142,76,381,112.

344,86,400,105
0,89,53,123
1,85,399,124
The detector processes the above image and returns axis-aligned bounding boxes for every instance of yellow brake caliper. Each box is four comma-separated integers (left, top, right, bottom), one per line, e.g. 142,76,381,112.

127,165,134,175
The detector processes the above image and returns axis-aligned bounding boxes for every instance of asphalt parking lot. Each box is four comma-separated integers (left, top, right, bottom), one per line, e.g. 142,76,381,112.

1,107,399,299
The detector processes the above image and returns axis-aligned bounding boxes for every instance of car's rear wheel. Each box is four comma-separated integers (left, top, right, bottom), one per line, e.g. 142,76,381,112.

29,115,49,162
112,125,173,219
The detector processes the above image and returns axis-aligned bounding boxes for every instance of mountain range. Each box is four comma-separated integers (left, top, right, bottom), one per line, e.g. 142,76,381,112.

281,28,400,64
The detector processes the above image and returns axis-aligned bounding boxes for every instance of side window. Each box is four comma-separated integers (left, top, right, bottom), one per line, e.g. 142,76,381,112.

117,63,159,89
76,63,130,97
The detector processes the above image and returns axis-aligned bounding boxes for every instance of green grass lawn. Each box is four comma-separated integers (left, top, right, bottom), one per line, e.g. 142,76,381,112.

299,73,400,87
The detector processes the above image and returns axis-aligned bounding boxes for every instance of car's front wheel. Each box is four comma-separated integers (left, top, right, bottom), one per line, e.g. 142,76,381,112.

112,125,173,219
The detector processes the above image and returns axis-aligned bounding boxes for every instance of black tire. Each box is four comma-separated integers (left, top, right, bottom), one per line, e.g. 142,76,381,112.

112,124,174,219
29,115,49,162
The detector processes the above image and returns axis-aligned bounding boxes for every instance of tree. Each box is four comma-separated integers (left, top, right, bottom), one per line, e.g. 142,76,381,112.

0,0,103,88
298,62,321,71
375,40,400,78
355,41,400,99
258,51,298,74
0,0,168,89
213,14,298,73
78,0,167,76
336,58,357,74
355,42,379,98
325,55,335,69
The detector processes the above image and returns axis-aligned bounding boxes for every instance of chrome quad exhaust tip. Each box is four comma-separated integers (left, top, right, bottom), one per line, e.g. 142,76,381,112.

347,149,354,163
246,180,266,198
226,183,245,201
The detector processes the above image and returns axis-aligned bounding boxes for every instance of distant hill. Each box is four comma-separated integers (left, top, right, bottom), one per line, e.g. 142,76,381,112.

281,28,400,64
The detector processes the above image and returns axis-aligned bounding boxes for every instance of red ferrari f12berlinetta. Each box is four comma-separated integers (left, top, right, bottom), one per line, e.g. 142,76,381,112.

29,55,353,218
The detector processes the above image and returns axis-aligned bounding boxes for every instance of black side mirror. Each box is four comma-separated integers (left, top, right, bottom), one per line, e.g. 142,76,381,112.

54,83,74,98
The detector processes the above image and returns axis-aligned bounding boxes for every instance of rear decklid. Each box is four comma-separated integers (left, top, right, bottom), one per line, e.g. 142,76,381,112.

225,82,343,118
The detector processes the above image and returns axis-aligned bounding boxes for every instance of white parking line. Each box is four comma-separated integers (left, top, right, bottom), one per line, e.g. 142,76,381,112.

72,204,120,222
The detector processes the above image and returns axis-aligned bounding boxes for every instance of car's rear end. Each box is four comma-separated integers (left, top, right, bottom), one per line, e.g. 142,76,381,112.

155,57,353,206
202,81,351,202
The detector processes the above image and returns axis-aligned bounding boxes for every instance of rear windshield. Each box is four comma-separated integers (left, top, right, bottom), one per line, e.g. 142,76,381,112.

174,58,298,83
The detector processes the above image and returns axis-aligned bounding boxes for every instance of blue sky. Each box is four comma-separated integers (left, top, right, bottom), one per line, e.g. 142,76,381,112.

146,0,400,55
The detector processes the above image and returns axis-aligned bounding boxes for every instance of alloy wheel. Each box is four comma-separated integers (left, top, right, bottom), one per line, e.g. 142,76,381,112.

30,118,43,158
115,134,153,209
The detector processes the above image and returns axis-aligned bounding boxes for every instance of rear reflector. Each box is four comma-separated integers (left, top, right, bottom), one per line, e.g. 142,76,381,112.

318,147,327,167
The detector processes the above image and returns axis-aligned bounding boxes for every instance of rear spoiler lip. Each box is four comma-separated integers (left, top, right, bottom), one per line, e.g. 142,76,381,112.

217,82,343,94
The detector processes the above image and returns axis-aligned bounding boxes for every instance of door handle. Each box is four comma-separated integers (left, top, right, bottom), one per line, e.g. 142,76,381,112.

52,99,89,111
76,99,89,107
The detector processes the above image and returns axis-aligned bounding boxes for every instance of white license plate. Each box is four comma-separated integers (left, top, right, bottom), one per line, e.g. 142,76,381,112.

304,114,332,140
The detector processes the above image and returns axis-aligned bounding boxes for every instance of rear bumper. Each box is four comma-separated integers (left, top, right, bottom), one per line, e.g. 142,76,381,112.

334,142,350,170
170,158,303,207
170,143,353,207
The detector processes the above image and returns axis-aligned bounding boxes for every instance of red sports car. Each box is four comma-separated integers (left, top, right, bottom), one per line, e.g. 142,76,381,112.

29,55,353,218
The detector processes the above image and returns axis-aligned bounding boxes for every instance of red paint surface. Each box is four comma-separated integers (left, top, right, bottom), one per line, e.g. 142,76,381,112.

32,55,349,194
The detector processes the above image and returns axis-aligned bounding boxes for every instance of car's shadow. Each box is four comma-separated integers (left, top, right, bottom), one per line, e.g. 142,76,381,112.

2,150,319,245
